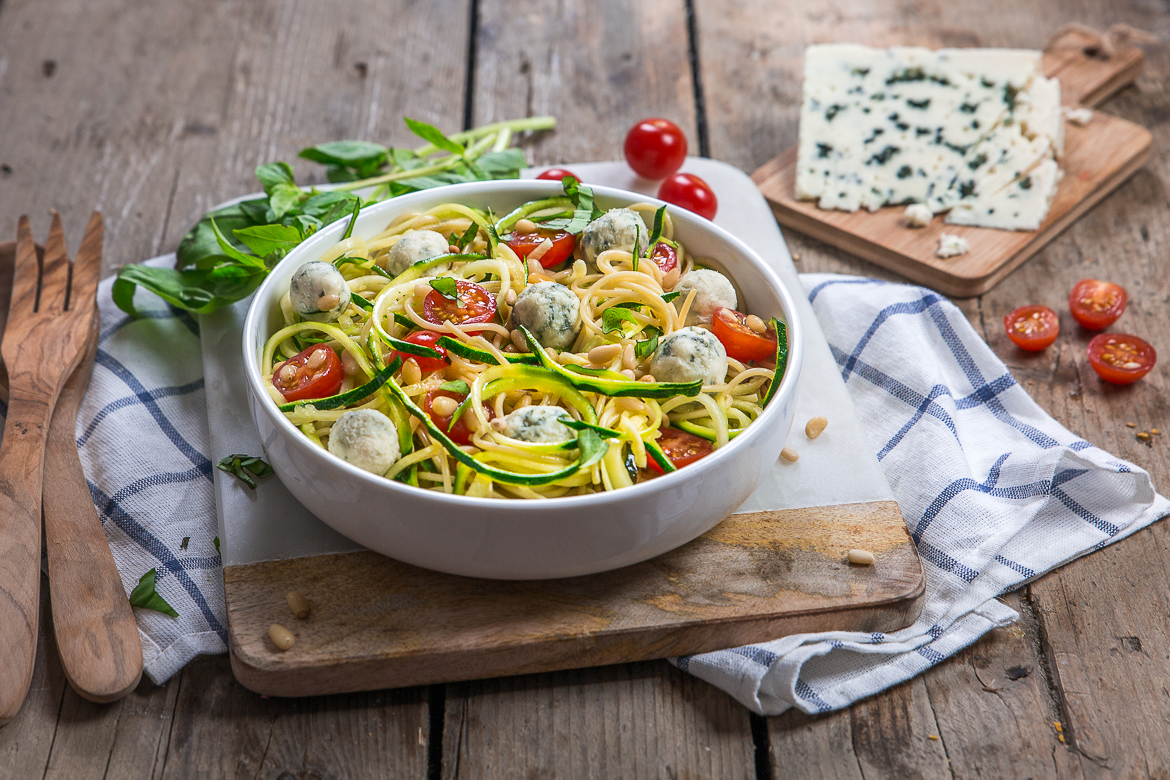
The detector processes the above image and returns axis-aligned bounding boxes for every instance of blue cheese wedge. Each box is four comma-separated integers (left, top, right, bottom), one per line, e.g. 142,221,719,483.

947,159,1061,231
797,44,1062,231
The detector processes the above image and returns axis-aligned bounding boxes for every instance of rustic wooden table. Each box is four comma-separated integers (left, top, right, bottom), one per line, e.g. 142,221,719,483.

1,0,1167,777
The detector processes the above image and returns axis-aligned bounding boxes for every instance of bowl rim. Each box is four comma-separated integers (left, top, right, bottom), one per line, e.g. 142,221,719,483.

242,178,804,509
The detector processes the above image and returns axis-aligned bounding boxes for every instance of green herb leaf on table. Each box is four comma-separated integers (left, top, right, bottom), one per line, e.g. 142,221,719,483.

233,224,302,259
429,277,460,302
214,536,221,553
129,568,179,618
217,454,275,490
255,162,296,193
405,117,465,156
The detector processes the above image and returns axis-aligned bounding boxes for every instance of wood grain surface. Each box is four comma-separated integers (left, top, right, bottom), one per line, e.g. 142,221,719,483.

223,502,923,697
1,0,1170,776
753,44,1152,297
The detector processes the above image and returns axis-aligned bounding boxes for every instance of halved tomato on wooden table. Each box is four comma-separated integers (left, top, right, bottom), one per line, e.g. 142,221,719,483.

1003,305,1059,351
1087,333,1156,385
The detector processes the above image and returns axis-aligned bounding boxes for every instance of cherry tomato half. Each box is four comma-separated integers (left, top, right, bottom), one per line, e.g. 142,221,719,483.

391,330,449,374
657,173,718,221
507,230,577,268
648,427,714,473
711,307,777,362
650,242,678,274
536,167,579,183
422,279,498,334
624,118,688,179
1087,333,1156,385
1004,305,1059,352
272,345,344,402
423,389,494,446
1069,279,1127,330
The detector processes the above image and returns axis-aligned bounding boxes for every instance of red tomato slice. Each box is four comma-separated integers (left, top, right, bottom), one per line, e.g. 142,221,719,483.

506,230,577,268
1003,305,1059,351
624,118,688,179
423,389,494,446
536,167,579,183
272,345,344,402
1069,279,1127,330
657,173,717,221
650,242,678,274
648,427,713,473
422,279,498,334
1087,333,1156,385
391,330,449,374
711,307,777,362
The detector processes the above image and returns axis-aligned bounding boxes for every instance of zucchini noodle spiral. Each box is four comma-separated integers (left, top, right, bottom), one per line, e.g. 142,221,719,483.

260,187,787,499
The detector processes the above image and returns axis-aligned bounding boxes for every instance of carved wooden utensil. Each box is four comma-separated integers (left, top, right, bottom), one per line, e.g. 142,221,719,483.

0,212,102,725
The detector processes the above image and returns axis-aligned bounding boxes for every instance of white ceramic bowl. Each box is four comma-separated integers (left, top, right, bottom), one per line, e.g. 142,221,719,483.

243,180,803,579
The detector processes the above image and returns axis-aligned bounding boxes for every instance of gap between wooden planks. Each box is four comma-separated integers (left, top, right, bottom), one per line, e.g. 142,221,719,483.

224,501,924,697
753,38,1151,297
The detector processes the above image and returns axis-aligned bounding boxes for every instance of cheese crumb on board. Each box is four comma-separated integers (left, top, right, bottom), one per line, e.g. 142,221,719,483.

796,44,1063,232
937,233,970,258
904,203,933,227
1063,106,1093,126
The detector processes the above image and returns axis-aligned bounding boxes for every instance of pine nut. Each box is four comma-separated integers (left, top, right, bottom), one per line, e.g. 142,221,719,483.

527,258,543,275
745,314,767,334
431,396,459,417
448,244,460,254
462,408,480,432
619,369,636,380
269,623,295,651
780,447,799,462
516,393,532,408
528,272,552,285
662,267,681,290
306,348,327,370
515,218,538,234
505,288,518,306
848,548,875,566
639,374,656,383
278,363,298,384
587,343,622,364
400,358,422,385
615,397,645,413
510,329,529,352
490,417,507,432
317,293,341,312
805,416,828,439
286,592,310,619
621,344,636,371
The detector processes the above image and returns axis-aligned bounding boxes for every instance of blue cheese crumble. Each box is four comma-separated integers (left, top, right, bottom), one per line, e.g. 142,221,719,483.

328,409,401,475
384,230,450,277
501,406,574,443
650,327,729,386
509,281,581,350
289,261,351,322
580,209,649,263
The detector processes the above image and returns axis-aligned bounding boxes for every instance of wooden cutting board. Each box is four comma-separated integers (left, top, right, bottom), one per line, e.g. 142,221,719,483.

227,501,923,696
211,159,924,697
753,32,1151,297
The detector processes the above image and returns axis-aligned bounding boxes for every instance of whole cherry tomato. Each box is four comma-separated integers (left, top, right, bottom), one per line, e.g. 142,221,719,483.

650,242,677,274
711,307,777,362
1087,333,1156,385
536,168,579,183
1069,279,1127,330
507,230,577,268
657,173,718,221
624,118,688,179
391,330,449,374
1003,305,1060,351
422,279,498,334
271,345,344,402
423,389,494,446
648,427,713,473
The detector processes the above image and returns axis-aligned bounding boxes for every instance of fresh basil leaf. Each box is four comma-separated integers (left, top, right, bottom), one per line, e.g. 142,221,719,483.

237,455,275,479
129,568,179,618
300,190,356,217
113,265,240,316
293,214,322,239
632,223,641,272
601,307,638,334
634,327,662,359
213,536,220,553
440,380,470,395
299,140,388,169
255,162,296,194
342,197,361,240
405,117,465,155
560,178,596,235
456,221,479,251
474,148,528,176
429,277,459,301
176,205,257,270
661,291,681,303
233,224,302,258
211,219,265,267
646,205,667,256
269,183,305,220
237,198,272,225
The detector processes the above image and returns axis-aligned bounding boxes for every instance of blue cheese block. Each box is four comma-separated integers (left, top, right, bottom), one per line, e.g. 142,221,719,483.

946,159,1061,231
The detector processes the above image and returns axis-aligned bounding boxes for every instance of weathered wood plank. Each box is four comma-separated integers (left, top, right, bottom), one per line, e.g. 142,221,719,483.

442,662,755,780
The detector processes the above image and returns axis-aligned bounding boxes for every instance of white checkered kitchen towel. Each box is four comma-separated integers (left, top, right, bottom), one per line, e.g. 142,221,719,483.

32,261,1169,698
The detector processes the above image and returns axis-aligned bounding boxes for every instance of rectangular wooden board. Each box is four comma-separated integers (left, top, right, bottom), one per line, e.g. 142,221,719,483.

225,500,924,697
753,40,1151,297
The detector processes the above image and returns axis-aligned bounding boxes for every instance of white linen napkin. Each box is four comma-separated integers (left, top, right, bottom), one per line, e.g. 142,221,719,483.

43,262,1167,697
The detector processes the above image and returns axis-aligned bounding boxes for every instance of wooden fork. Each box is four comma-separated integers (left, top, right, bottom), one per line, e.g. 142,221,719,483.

0,212,101,725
